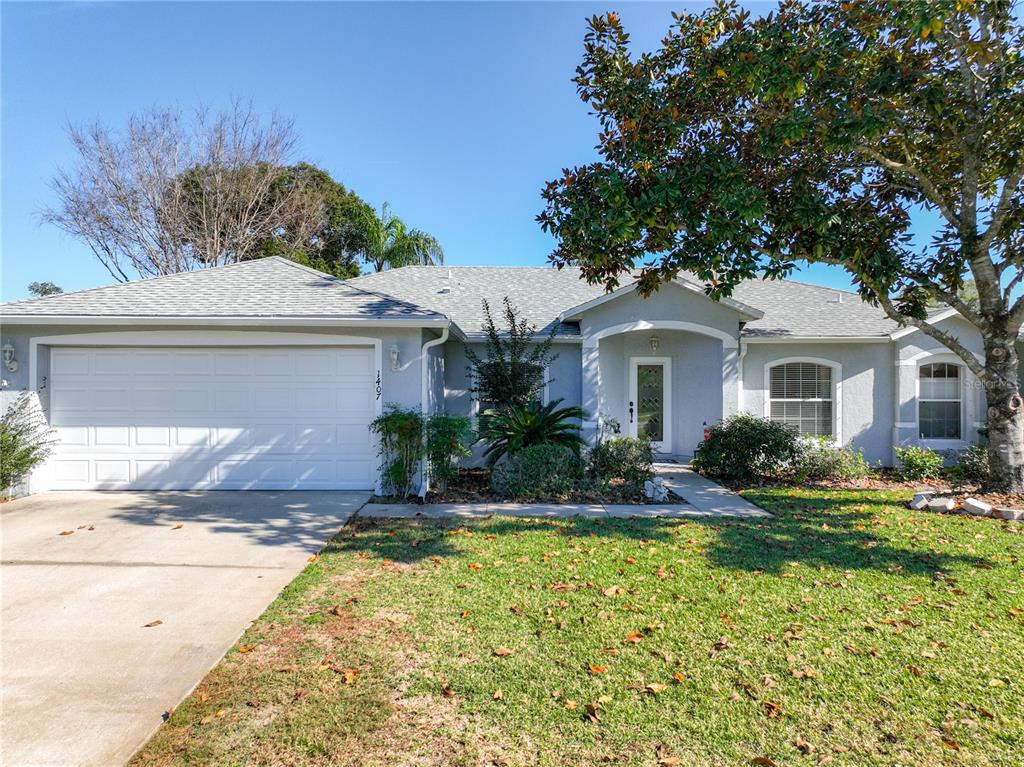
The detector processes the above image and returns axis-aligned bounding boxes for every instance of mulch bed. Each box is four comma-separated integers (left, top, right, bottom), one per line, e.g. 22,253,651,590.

413,469,684,505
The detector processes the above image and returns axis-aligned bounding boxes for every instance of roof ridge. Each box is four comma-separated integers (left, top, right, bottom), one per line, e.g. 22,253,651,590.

1,256,297,308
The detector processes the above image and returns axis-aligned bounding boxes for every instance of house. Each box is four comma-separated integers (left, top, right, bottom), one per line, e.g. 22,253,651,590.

0,257,990,493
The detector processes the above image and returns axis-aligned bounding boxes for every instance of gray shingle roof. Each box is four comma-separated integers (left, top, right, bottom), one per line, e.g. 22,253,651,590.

730,278,897,338
0,257,444,321
1,257,898,338
349,266,897,338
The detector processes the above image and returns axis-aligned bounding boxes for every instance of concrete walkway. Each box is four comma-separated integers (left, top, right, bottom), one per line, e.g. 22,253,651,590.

360,466,768,520
1,490,364,767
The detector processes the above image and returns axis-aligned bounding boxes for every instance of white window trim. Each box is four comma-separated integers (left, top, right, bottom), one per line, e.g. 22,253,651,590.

762,356,843,443
916,357,967,446
628,356,673,453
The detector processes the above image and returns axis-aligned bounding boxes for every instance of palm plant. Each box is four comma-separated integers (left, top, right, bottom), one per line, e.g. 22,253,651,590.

359,202,444,272
479,398,586,466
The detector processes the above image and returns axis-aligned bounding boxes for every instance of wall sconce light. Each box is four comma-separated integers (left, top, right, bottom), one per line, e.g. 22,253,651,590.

389,345,401,372
649,335,660,354
2,342,17,373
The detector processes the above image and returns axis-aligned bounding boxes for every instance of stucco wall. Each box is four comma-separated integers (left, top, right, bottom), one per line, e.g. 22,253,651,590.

595,330,723,457
893,316,987,454
575,282,743,341
740,341,895,465
442,339,583,417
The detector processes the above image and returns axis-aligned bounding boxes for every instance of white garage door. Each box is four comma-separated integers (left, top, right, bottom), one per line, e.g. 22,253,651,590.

47,346,377,490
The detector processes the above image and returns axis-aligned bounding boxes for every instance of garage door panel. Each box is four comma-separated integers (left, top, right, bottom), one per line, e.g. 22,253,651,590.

95,460,131,483
48,346,377,490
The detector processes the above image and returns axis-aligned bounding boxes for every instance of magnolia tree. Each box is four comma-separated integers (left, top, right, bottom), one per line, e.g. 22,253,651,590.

540,0,1024,491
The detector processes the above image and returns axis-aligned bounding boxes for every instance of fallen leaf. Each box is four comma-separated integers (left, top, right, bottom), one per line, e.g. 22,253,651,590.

907,665,922,677
792,734,815,755
441,684,455,698
330,605,343,616
988,678,1006,687
588,664,607,675
645,682,668,694
624,631,644,644
172,524,183,530
493,647,513,657
603,585,625,597
341,668,359,684
941,738,960,750
492,689,503,700
237,645,255,654
468,561,482,570
143,619,163,628
751,758,778,767
59,530,74,536
307,554,319,563
761,700,782,718
200,708,227,725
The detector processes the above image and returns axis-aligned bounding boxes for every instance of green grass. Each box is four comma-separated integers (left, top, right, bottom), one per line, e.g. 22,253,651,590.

133,488,1024,766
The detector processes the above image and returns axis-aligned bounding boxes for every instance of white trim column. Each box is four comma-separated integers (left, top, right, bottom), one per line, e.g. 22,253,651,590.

722,345,740,419
581,341,601,444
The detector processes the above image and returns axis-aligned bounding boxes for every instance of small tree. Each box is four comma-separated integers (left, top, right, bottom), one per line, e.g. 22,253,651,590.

465,298,558,411
28,282,63,297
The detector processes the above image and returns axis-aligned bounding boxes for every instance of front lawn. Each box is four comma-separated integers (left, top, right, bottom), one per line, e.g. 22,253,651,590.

133,489,1024,767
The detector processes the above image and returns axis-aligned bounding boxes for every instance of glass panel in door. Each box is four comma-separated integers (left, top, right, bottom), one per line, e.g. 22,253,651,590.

636,364,664,442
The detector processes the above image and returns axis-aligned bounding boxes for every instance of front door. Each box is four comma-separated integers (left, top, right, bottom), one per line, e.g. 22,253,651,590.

628,357,672,453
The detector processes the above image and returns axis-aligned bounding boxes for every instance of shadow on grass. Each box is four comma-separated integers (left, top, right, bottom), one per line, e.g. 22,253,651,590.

331,490,992,577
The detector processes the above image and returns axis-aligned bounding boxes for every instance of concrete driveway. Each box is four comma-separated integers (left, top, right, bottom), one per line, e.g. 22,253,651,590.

0,490,365,767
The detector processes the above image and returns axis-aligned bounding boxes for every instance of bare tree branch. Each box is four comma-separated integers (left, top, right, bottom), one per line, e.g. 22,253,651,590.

41,102,318,281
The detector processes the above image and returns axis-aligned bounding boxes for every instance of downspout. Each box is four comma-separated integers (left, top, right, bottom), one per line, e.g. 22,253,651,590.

418,324,450,498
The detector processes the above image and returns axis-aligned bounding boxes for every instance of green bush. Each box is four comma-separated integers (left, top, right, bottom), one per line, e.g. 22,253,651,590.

490,444,583,500
425,414,473,492
370,406,425,497
588,436,654,485
792,437,870,481
894,445,945,481
0,393,56,492
947,443,989,487
479,398,586,466
692,413,799,482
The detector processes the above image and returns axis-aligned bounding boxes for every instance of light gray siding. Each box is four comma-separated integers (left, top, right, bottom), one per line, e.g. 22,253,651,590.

741,341,895,465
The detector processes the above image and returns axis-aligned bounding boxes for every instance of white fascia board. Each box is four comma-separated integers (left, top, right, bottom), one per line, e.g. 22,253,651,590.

888,308,959,339
742,335,892,344
559,278,764,322
0,314,454,329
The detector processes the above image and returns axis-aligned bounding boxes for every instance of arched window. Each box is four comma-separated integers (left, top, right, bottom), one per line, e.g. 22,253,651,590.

768,361,834,437
919,362,961,440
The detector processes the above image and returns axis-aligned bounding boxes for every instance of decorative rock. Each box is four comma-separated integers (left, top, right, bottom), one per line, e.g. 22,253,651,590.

927,497,956,512
962,497,993,517
995,507,1024,522
910,492,934,510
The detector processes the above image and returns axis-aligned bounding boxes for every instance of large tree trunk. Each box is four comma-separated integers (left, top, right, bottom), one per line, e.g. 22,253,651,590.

983,336,1024,494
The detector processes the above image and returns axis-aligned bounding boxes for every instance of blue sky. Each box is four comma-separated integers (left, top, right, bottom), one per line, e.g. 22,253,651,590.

3,1,890,302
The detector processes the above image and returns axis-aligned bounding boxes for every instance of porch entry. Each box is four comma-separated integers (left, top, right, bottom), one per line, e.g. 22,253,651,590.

628,356,672,453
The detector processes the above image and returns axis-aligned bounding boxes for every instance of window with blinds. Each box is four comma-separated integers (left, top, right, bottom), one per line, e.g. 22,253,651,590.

768,362,833,437
919,362,961,439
